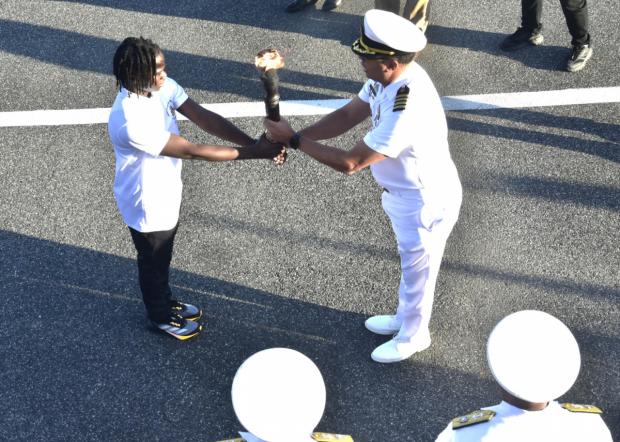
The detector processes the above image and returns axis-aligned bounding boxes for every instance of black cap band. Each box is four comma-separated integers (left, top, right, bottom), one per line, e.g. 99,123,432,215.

351,26,412,58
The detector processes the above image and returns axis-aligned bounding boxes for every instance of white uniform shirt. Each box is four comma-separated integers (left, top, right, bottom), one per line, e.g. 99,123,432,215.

359,62,460,197
108,78,188,232
435,401,613,442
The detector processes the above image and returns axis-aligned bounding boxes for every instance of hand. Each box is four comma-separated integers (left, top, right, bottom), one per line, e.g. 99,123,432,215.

272,150,288,166
252,134,287,162
263,117,295,144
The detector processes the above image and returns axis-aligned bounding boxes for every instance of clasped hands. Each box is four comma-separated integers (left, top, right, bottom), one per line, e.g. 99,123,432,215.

251,117,297,166
251,132,286,165
264,117,299,166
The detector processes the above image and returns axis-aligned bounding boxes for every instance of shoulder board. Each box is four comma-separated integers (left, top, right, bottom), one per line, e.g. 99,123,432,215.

213,439,246,442
451,410,496,430
369,84,377,98
393,85,410,112
312,432,354,442
561,403,603,414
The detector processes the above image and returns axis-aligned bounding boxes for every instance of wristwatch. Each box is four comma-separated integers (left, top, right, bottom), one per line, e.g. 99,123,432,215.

288,132,301,150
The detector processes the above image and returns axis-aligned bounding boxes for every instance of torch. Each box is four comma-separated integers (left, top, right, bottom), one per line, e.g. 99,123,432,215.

255,48,287,165
255,48,285,126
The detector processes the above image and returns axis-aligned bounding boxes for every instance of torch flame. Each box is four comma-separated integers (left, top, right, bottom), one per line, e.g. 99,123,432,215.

255,48,285,72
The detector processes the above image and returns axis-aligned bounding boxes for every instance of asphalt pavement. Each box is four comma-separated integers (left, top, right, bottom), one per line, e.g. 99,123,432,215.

0,1,618,441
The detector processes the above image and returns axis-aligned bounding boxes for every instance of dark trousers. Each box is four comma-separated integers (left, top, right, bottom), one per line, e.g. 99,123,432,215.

521,0,590,46
129,224,178,323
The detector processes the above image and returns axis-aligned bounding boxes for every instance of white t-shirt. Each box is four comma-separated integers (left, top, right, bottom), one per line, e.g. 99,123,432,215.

359,62,460,197
108,78,188,232
435,401,613,442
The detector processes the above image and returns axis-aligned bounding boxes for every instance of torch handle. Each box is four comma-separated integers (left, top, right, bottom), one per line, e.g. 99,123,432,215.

260,70,281,122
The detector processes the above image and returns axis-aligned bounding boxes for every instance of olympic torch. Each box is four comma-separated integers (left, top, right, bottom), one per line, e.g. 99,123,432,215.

255,48,287,166
255,48,285,123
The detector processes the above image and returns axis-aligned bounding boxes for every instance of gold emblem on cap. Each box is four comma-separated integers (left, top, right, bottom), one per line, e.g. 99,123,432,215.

352,37,396,56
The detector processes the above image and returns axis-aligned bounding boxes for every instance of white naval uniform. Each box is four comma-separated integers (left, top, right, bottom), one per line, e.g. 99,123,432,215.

109,77,188,233
435,401,614,442
359,62,462,342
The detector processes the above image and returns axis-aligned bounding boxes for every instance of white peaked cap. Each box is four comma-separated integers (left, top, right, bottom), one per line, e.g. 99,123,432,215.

352,9,427,57
487,310,581,403
231,348,326,442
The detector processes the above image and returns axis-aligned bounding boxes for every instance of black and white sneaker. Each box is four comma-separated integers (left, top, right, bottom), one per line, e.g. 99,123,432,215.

170,300,202,321
500,27,544,51
566,45,592,72
152,314,202,341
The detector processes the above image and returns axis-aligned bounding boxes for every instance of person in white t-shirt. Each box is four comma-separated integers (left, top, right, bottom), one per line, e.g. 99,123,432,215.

109,37,284,341
264,10,462,363
435,311,613,442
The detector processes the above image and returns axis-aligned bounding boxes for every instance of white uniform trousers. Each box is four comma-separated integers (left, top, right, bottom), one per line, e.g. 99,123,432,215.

381,186,461,342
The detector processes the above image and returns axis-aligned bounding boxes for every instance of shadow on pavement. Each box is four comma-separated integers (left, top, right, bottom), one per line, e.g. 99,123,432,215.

1,227,618,439
0,229,487,441
467,108,620,144
427,25,571,71
447,111,620,165
58,0,361,45
0,19,361,100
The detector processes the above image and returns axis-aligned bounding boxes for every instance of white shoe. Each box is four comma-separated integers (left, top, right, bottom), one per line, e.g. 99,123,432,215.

365,315,402,335
371,334,431,363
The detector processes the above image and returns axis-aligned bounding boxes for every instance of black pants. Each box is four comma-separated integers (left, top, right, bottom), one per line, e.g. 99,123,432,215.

521,0,590,46
129,224,178,323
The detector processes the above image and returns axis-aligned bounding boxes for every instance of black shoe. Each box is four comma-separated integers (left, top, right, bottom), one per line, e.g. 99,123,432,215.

322,0,342,11
285,0,318,13
151,314,202,341
500,27,544,51
566,44,592,72
170,300,202,321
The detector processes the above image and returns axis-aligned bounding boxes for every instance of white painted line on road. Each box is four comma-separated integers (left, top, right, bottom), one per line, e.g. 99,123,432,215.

0,107,113,128
441,87,620,110
1,87,618,127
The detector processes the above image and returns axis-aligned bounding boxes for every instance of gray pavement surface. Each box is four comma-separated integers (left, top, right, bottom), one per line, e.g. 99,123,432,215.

0,1,618,441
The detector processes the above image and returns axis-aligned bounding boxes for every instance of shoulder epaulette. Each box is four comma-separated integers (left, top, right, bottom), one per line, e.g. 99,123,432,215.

561,403,603,414
312,432,354,441
393,85,410,112
451,410,496,429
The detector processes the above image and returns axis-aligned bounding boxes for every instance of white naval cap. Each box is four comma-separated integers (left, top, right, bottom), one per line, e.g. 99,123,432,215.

231,348,326,442
487,310,581,403
352,9,427,58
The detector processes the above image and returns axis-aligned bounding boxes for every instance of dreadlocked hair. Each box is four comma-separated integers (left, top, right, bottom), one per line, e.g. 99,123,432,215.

113,37,161,95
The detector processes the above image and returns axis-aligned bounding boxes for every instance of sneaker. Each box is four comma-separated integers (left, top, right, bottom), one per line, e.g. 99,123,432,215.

170,300,202,321
365,315,402,335
566,45,592,72
500,27,544,51
152,314,202,341
284,0,318,13
322,0,342,11
371,333,431,363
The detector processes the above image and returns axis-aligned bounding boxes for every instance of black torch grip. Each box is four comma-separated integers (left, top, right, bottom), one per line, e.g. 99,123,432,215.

260,69,281,122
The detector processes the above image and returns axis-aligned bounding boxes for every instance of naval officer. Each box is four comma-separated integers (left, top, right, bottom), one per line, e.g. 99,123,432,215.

264,9,462,363
435,311,613,441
